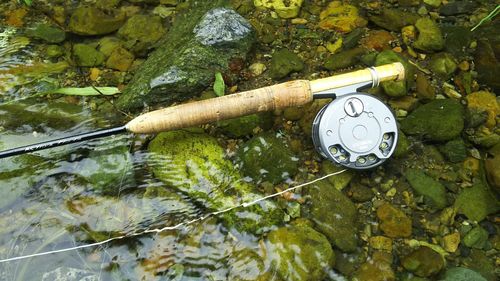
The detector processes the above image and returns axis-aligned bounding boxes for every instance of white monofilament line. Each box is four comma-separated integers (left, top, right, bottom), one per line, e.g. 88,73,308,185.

0,169,346,264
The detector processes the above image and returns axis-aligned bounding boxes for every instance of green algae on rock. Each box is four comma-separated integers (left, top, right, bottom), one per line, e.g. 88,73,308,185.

321,160,353,190
303,179,358,252
429,53,457,79
463,226,489,249
117,14,165,56
73,44,106,67
217,113,272,137
68,7,125,36
401,99,464,142
412,18,445,52
438,138,467,163
26,23,66,43
269,49,304,79
236,132,299,184
318,1,367,33
454,182,499,222
265,224,334,281
405,169,448,209
375,50,413,97
376,203,412,238
369,8,420,32
439,267,487,281
116,1,255,111
324,48,365,71
148,130,284,233
402,246,444,277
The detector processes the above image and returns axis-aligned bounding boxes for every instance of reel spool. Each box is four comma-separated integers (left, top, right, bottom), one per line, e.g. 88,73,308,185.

312,93,398,170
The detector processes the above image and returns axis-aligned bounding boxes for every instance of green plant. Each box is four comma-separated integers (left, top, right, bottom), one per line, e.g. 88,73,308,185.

471,5,500,32
213,72,225,97
19,0,33,6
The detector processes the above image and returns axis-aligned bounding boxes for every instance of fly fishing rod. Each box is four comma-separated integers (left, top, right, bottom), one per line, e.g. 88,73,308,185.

0,62,404,169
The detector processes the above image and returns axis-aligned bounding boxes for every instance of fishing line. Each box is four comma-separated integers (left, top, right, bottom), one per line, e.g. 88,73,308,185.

0,169,346,264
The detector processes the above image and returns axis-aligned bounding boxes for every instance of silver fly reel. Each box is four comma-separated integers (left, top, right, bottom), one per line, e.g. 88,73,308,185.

312,93,398,170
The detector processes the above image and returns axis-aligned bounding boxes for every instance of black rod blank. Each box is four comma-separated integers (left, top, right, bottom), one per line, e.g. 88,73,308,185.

0,126,127,159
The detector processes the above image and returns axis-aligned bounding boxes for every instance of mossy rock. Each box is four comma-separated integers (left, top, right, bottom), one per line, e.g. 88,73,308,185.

405,169,447,209
438,138,467,163
463,226,489,249
26,23,66,43
236,132,299,184
117,14,165,56
228,248,280,281
324,48,365,71
302,179,358,252
217,113,272,137
429,52,457,79
412,17,445,52
402,246,444,277
368,8,420,32
269,49,304,79
454,182,499,222
439,267,487,281
401,99,464,141
73,44,106,67
375,50,414,97
68,7,125,36
148,130,284,233
265,224,334,281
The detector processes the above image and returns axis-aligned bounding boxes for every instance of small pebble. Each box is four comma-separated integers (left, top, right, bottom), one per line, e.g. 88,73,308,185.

248,62,266,76
291,18,307,24
458,60,470,71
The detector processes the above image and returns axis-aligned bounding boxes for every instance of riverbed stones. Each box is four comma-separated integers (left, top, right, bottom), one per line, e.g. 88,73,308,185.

463,226,489,249
466,91,498,129
440,267,487,281
352,253,395,281
439,138,467,163
454,182,499,222
303,179,358,252
318,1,367,33
375,50,413,97
265,224,334,281
68,7,125,36
429,52,457,79
412,18,444,52
402,246,444,277
117,14,165,56
405,169,448,209
376,203,412,238
116,1,255,111
324,48,365,71
369,8,419,32
148,130,284,233
73,44,106,67
26,23,66,43
269,49,304,79
236,132,298,184
401,99,464,141
106,46,135,71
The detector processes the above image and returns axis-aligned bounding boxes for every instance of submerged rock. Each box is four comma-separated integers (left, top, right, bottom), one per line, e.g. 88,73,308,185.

318,1,367,33
454,182,499,222
401,99,464,141
475,40,500,90
117,14,165,56
412,18,444,52
429,52,457,79
42,267,98,281
73,44,106,67
269,49,304,79
324,47,365,71
405,169,448,209
217,113,272,137
116,1,254,111
68,7,125,36
368,8,419,32
227,248,278,281
402,246,444,277
265,224,334,281
466,91,498,129
376,203,412,238
439,138,467,163
26,23,66,43
303,179,358,252
148,130,284,233
253,0,304,19
485,143,500,191
463,226,489,249
439,267,487,281
236,132,299,184
375,50,413,97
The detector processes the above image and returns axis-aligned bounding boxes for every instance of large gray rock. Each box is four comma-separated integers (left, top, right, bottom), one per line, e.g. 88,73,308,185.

116,0,255,111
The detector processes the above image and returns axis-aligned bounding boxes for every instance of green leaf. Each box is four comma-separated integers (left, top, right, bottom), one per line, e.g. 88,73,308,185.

213,72,225,97
48,87,120,96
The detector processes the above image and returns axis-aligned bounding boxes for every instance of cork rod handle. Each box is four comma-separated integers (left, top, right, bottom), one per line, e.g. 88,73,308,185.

126,62,404,134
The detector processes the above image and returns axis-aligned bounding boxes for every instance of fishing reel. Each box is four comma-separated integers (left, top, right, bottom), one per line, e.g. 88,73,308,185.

311,74,398,170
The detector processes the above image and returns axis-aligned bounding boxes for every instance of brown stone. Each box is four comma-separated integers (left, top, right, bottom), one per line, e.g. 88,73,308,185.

360,30,395,51
376,203,412,238
106,47,135,72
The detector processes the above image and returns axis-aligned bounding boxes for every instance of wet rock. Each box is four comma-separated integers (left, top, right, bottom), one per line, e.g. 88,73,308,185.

228,248,277,281
106,46,135,71
98,36,124,57
217,113,272,137
318,1,367,33
73,44,106,67
412,18,444,52
42,267,98,281
26,23,66,43
463,226,489,249
394,129,410,157
443,232,460,253
68,7,125,36
405,169,447,209
415,73,435,100
303,179,358,252
429,52,457,79
402,246,444,277
265,224,334,281
352,255,395,281
401,99,464,141
454,182,499,222
439,267,487,281
236,132,299,184
253,0,304,19
116,2,255,111
148,130,284,233
360,30,395,51
439,138,467,163
375,50,413,97
462,249,497,281
321,161,354,190
343,28,364,49
369,8,419,32
117,14,165,56
485,143,500,191
439,1,478,16
376,203,412,238
324,47,365,70
45,44,64,58
348,181,374,202
369,236,393,251
466,91,498,129
269,49,304,79
442,26,472,59
475,40,500,90
74,136,134,195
